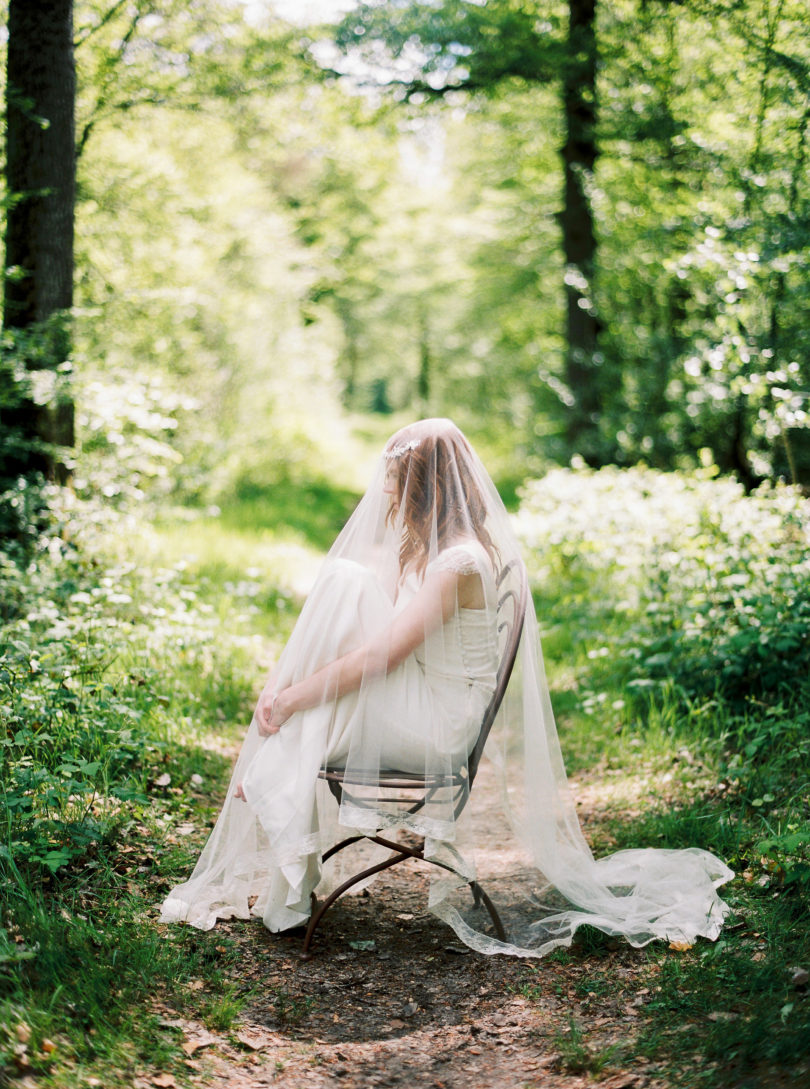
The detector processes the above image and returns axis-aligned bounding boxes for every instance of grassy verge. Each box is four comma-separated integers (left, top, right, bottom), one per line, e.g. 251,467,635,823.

523,467,810,1087
0,474,359,1087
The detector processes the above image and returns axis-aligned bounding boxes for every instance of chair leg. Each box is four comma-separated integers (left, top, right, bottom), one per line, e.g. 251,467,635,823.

321,834,365,865
301,850,411,959
370,834,507,943
300,834,508,957
469,880,507,942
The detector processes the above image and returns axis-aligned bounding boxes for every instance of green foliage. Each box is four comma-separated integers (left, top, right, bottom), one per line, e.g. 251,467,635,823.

331,0,810,474
1,630,162,873
336,1,567,93
10,0,809,490
0,488,293,1084
202,983,252,1032
555,1017,622,1077
517,466,810,713
0,883,247,1085
220,476,361,553
0,499,274,880
0,328,70,550
596,0,810,476
636,927,810,1076
519,465,810,1084
72,365,186,510
4,0,809,487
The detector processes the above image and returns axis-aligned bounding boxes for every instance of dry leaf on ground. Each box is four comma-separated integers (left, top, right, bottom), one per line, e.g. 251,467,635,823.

150,1075,176,1088
181,1029,220,1056
234,1028,276,1052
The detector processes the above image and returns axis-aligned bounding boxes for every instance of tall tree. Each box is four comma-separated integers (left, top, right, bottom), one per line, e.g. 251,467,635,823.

560,0,600,458
2,0,76,482
334,1,603,459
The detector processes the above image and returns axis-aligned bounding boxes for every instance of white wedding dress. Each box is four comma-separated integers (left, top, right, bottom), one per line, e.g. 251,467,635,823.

161,541,499,933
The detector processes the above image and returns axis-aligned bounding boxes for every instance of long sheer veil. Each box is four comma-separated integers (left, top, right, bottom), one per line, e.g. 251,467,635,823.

160,418,732,955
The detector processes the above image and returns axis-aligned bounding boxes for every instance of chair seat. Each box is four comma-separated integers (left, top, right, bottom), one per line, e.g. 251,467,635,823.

319,766,468,789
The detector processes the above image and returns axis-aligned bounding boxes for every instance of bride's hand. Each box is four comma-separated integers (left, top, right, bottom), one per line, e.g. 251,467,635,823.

256,686,292,736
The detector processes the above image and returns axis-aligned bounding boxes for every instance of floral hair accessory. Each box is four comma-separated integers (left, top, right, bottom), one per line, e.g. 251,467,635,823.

384,438,422,459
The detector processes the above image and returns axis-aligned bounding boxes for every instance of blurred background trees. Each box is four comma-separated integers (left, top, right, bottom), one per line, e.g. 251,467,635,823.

1,0,75,545
1,0,808,538
332,0,810,480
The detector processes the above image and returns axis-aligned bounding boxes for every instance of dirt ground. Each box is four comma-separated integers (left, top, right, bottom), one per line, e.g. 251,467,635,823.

147,764,808,1089
156,871,661,1089
147,760,689,1089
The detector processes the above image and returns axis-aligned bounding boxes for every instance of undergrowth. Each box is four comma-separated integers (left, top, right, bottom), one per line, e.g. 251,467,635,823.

520,467,810,1087
0,494,299,1087
2,466,808,1087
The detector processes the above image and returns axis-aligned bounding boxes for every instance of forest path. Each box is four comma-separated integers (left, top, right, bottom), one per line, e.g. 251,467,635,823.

151,758,676,1089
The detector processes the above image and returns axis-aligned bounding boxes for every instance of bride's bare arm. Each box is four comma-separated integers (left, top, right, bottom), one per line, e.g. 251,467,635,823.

257,567,465,735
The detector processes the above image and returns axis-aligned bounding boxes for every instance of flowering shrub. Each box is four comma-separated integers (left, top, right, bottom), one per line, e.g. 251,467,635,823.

515,466,810,710
0,514,268,877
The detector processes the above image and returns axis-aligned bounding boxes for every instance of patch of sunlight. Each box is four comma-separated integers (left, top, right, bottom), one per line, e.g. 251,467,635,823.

572,771,657,817
194,730,246,760
571,754,714,819
125,516,325,599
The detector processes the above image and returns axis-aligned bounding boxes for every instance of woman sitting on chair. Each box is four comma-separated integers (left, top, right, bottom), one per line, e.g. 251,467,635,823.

161,419,732,958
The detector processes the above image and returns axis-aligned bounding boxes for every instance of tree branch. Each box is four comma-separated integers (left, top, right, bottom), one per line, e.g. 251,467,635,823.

74,0,131,49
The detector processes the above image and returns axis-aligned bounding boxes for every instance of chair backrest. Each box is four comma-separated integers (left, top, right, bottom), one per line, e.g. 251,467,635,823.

466,557,528,787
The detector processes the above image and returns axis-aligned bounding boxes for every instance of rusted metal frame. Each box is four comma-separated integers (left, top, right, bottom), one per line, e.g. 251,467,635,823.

339,780,464,813
466,563,528,790
301,830,506,956
365,834,505,940
325,774,464,821
320,833,366,865
301,847,411,959
321,768,457,787
468,880,507,942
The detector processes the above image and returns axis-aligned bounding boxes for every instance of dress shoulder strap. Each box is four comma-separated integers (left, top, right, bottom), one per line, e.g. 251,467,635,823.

429,541,486,575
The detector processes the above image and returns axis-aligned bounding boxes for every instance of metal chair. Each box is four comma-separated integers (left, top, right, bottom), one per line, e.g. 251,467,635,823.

300,558,529,958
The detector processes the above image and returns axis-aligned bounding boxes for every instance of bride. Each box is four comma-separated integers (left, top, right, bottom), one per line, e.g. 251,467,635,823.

160,418,732,956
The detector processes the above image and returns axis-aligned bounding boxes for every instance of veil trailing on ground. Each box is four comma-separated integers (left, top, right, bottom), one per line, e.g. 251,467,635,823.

160,419,732,955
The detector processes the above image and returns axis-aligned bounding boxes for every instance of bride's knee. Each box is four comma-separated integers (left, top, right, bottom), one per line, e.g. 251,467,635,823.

324,559,387,601
327,557,373,582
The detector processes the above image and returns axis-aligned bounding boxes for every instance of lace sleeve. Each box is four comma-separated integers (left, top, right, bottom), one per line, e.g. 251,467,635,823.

429,543,482,575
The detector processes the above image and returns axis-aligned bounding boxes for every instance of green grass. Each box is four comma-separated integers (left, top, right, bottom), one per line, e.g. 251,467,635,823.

0,451,370,1085
0,859,249,1086
0,503,288,1086
555,1017,624,1077
219,477,362,552
203,984,253,1032
604,747,810,1085
520,470,810,1086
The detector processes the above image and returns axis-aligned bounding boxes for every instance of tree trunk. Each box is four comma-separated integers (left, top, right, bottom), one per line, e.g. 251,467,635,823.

3,0,76,481
560,0,601,461
336,298,360,404
417,303,430,410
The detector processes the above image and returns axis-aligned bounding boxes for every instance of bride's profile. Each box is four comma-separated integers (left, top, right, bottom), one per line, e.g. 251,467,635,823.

160,418,732,956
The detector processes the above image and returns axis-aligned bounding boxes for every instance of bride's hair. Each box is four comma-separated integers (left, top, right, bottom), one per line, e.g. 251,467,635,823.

385,421,498,577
